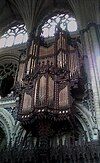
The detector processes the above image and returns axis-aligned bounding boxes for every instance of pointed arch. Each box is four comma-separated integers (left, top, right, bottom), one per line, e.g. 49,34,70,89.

0,108,15,145
75,102,98,140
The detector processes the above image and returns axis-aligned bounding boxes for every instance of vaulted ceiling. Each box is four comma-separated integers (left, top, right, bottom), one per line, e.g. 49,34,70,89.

0,0,19,35
0,0,73,36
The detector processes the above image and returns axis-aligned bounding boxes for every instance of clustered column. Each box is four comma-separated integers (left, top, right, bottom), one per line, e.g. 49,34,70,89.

68,0,100,135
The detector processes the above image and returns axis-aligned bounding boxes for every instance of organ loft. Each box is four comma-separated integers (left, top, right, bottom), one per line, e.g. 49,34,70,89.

0,0,100,162
15,27,86,162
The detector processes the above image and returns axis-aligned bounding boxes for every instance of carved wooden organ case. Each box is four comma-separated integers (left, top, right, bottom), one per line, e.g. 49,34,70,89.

18,28,83,122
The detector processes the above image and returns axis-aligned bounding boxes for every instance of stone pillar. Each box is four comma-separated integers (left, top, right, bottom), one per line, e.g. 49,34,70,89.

80,24,100,130
68,0,100,133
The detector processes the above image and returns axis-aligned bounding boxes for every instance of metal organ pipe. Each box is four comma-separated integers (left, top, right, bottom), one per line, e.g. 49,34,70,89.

19,28,83,119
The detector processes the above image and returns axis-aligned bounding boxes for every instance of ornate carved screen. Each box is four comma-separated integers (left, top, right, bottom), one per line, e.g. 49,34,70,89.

18,28,83,121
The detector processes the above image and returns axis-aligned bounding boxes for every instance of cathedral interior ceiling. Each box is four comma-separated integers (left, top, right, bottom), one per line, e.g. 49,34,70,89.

0,0,73,36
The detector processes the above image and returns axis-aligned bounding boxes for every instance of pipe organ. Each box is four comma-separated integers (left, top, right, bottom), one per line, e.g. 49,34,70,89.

18,28,83,121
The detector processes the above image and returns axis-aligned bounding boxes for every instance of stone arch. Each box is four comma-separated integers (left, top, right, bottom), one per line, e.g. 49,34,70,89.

0,53,19,97
0,108,15,146
75,102,97,141
0,52,19,65
36,8,76,36
12,121,27,146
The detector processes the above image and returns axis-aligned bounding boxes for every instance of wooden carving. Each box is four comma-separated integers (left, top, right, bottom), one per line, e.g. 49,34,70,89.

18,28,83,121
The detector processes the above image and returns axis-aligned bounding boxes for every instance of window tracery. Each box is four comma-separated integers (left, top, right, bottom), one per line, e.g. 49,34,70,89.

0,63,17,80
41,13,77,38
0,24,28,48
0,63,17,97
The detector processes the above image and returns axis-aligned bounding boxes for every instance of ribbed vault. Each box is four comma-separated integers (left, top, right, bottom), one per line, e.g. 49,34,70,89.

0,0,73,36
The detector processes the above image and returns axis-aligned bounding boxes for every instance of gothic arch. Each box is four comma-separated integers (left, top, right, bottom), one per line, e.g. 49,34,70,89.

36,8,76,36
0,52,19,97
12,121,27,146
0,108,15,145
0,51,20,65
75,103,97,140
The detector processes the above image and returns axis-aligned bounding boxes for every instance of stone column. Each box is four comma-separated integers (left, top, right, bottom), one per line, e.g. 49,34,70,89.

81,24,100,130
68,0,100,133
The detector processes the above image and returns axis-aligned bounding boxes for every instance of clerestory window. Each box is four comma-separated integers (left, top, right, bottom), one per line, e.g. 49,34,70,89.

0,24,28,48
41,13,77,38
